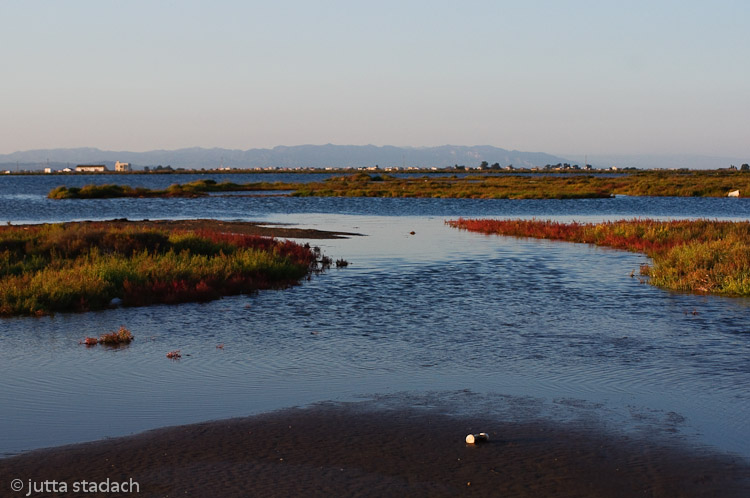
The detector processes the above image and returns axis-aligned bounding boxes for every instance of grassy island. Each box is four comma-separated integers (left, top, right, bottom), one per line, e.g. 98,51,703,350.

47,174,612,200
48,170,749,200
448,218,750,296
0,222,330,316
47,179,283,199
289,173,615,199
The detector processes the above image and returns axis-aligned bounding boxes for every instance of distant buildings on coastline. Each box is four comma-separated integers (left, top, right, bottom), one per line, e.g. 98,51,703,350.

5,159,746,174
75,164,107,173
35,162,132,173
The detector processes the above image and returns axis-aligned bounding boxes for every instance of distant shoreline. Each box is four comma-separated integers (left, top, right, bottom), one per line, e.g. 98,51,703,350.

46,169,750,199
5,166,623,175
2,144,746,171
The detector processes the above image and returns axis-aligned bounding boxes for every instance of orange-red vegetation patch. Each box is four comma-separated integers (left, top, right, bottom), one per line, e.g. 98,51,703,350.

447,218,750,296
0,222,330,316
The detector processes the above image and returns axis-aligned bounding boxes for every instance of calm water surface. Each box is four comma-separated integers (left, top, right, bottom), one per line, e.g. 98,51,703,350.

0,175,749,458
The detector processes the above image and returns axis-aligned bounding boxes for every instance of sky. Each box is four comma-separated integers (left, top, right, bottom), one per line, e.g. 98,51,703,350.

2,0,748,159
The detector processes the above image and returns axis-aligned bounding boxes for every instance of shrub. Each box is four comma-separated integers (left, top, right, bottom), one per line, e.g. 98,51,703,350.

98,326,134,345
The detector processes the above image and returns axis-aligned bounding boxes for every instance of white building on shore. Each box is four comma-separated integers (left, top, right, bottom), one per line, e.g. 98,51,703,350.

75,164,108,173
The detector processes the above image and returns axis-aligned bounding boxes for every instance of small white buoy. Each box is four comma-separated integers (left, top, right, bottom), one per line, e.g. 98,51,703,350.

728,190,740,197
465,432,489,444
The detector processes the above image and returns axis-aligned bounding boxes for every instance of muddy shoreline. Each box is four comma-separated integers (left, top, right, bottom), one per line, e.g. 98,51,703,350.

15,218,361,239
1,402,747,497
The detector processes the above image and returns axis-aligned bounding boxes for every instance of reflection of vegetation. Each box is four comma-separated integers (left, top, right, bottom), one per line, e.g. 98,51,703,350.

448,218,750,296
49,170,750,200
0,223,327,316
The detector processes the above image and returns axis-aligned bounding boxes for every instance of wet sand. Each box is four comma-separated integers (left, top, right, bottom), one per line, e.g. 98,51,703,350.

1,402,747,497
17,218,361,239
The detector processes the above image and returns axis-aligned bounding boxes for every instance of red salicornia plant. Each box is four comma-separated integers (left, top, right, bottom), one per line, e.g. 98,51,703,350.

448,218,750,296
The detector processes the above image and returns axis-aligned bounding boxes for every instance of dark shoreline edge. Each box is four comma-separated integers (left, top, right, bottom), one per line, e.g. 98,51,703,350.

1,401,747,498
12,218,363,240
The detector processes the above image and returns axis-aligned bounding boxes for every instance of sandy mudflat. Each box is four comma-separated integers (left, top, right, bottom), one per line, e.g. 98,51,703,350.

1,402,748,498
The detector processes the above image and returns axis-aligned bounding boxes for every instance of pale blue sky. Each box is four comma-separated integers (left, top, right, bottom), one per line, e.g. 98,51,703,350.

2,0,748,157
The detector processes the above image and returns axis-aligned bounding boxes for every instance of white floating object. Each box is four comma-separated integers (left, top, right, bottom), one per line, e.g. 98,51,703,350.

465,432,489,444
728,190,740,197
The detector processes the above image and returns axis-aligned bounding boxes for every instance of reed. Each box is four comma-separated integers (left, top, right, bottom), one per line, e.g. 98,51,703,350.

447,218,750,296
0,222,326,316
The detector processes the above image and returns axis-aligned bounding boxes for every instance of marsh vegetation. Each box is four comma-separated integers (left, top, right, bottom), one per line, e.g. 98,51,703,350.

448,218,750,296
447,218,750,296
48,169,749,200
0,222,327,316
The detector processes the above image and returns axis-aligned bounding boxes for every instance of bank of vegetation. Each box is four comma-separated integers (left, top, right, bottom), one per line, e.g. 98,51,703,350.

290,173,614,199
0,222,328,316
47,179,281,199
448,218,750,296
48,169,749,200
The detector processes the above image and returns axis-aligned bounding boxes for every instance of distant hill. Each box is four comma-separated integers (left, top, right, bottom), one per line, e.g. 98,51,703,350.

0,145,570,171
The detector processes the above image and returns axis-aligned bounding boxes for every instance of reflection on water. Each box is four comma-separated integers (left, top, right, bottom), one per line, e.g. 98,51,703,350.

0,175,749,459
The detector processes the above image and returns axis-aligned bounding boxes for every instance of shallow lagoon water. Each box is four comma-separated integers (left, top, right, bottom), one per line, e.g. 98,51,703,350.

0,175,749,458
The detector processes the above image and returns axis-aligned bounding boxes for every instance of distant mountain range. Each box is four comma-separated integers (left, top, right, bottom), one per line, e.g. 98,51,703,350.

0,145,744,171
0,145,570,171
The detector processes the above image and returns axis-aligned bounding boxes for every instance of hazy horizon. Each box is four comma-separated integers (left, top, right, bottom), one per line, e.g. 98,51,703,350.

2,1,748,159
3,144,747,171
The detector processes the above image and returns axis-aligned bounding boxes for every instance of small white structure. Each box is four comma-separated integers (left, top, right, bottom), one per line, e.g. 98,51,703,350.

75,164,108,173
44,168,53,174
115,161,131,172
728,190,740,197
